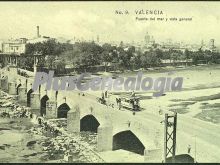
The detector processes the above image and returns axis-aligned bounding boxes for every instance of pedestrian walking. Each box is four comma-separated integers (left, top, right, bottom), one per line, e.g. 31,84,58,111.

187,144,191,154
131,91,135,97
101,91,104,99
118,98,121,110
127,121,131,127
105,90,108,98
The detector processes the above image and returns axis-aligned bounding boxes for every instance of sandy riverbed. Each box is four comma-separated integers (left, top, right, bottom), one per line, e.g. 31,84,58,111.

0,118,47,163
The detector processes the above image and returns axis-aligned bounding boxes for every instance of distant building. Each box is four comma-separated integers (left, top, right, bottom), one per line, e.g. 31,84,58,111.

143,32,155,49
1,38,27,54
160,39,180,50
27,36,51,44
0,26,51,67
37,26,40,38
161,59,193,66
200,39,217,52
209,39,215,49
144,32,150,44
27,26,52,44
0,38,27,67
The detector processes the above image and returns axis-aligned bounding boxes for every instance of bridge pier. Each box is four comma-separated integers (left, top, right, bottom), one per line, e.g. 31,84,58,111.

0,76,8,92
18,87,27,104
46,100,57,119
8,81,17,95
30,92,40,115
67,105,80,133
97,124,113,152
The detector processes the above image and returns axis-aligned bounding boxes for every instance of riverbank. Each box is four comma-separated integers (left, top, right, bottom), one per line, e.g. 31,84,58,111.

0,117,47,163
0,91,104,163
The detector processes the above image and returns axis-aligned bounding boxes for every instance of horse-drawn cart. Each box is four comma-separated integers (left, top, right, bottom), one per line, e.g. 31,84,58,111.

119,96,141,111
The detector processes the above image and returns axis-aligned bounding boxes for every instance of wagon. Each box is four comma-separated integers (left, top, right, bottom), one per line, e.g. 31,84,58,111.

120,96,141,111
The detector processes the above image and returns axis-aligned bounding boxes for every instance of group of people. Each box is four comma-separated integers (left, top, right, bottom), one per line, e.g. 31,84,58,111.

115,97,122,110
78,92,85,97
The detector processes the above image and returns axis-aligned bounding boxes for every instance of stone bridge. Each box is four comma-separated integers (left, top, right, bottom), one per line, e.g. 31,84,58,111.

0,68,164,162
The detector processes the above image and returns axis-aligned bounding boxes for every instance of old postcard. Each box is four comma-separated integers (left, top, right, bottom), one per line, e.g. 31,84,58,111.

0,1,219,163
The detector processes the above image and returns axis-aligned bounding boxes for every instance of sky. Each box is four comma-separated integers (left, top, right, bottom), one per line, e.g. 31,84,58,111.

0,1,219,45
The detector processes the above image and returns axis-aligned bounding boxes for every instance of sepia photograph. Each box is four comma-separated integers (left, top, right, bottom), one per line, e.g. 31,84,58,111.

0,1,219,163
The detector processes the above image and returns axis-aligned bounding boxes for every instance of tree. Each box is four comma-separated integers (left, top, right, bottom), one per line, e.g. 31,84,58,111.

45,55,56,69
204,50,212,64
70,42,103,72
170,52,179,65
25,39,73,56
100,43,114,71
192,49,204,65
18,56,34,71
133,50,142,70
53,58,66,74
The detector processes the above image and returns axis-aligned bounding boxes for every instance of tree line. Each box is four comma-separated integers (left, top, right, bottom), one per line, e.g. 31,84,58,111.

18,39,220,73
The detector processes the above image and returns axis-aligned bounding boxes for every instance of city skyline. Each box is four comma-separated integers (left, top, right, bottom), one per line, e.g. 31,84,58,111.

0,2,219,45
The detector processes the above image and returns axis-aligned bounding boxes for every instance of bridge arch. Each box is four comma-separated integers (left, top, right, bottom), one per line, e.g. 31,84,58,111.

113,130,145,155
40,95,49,116
16,84,22,95
80,114,100,133
57,103,70,118
27,89,33,107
